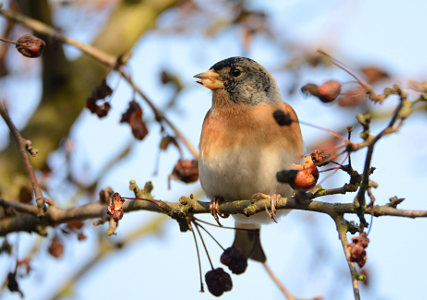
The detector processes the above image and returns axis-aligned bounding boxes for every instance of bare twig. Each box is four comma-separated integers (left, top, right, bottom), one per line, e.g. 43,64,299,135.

0,103,44,215
333,215,360,300
353,86,406,229
263,263,296,300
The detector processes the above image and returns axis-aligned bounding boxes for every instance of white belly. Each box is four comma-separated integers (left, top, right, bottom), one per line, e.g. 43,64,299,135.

199,144,299,226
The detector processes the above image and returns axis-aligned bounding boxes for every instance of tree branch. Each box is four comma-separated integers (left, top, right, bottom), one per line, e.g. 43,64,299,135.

0,103,45,215
2,189,427,236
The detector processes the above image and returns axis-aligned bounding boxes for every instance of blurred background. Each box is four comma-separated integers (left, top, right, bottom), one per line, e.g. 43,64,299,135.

1,0,427,299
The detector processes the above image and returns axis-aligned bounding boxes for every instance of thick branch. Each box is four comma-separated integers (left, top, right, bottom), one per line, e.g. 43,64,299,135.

2,193,427,236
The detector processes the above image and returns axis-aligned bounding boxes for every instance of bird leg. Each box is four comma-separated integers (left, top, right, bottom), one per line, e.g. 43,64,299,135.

252,193,281,223
209,196,227,226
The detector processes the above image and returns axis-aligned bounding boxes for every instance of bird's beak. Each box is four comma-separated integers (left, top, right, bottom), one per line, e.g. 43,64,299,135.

194,69,225,90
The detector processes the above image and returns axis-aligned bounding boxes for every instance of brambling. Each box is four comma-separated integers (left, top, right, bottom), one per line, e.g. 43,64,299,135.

195,57,303,262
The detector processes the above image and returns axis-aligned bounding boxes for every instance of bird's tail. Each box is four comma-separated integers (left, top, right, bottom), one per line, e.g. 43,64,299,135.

232,228,266,262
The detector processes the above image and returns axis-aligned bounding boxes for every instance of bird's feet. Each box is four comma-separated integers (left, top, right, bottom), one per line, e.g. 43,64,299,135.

251,193,281,223
209,196,228,226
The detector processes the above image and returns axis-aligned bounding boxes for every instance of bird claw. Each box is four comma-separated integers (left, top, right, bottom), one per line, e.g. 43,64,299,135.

252,193,281,223
209,196,228,226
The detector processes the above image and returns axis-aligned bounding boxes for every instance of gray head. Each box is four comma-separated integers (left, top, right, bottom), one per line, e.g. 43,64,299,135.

195,57,282,105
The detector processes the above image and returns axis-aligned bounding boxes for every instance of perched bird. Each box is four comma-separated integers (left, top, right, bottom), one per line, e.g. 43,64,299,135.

195,57,304,262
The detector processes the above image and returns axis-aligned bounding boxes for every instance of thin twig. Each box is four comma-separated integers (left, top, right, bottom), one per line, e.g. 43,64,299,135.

189,222,205,293
0,37,16,45
193,221,214,269
317,49,371,92
333,215,360,300
353,87,405,227
263,263,296,300
0,103,44,215
193,221,225,251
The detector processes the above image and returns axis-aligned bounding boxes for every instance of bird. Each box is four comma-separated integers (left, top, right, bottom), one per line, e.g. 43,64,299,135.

194,56,304,263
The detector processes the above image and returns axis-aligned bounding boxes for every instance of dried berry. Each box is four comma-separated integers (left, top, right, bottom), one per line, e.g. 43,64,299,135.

290,155,319,190
48,235,64,258
159,135,181,153
107,192,125,221
347,232,370,268
316,80,341,103
205,268,232,297
348,244,367,267
168,159,199,185
310,149,330,167
301,83,318,97
86,96,111,118
301,81,341,103
220,247,248,275
85,79,113,118
92,79,113,100
120,100,149,140
15,34,45,58
354,232,369,249
272,109,292,126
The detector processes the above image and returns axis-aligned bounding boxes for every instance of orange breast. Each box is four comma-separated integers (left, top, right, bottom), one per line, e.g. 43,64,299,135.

200,102,303,161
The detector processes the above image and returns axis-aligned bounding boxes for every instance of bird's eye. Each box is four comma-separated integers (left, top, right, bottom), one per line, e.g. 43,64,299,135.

230,68,241,77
